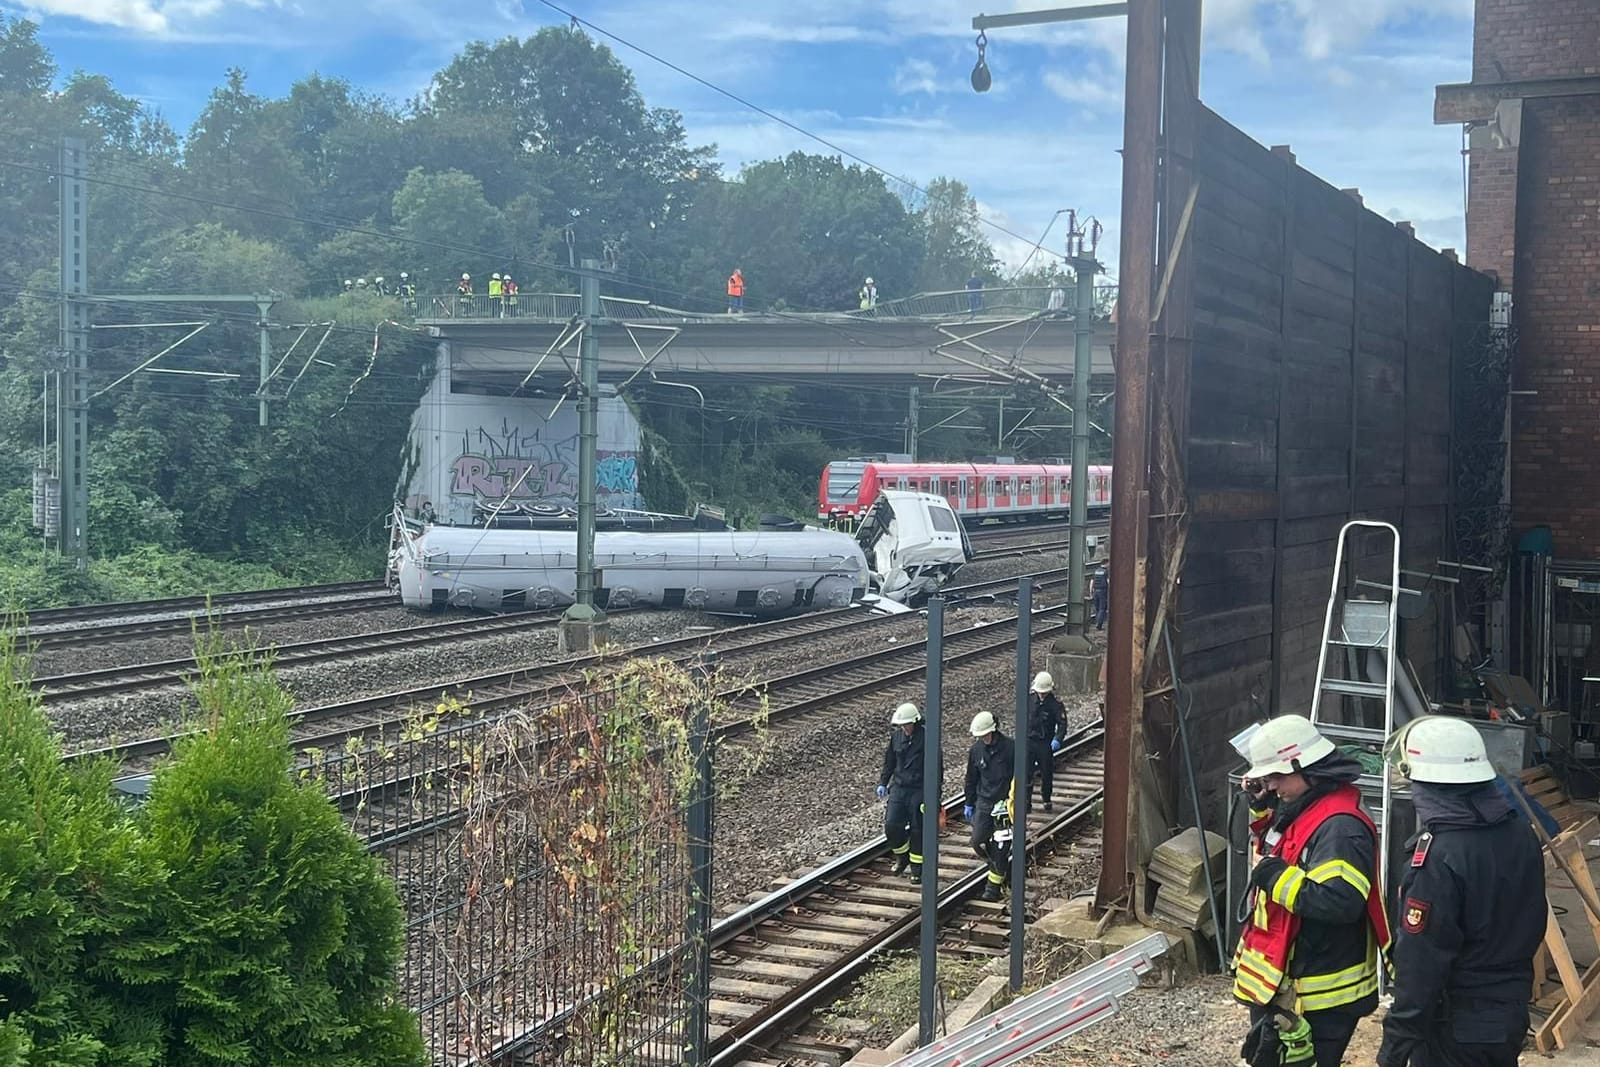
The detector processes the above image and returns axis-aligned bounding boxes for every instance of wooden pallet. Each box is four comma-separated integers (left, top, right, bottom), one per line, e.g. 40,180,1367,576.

1530,828,1600,1052
1520,764,1598,840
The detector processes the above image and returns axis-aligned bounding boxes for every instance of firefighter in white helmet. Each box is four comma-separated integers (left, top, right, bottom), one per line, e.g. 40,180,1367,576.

1023,671,1067,813
963,710,1015,901
1377,717,1544,1067
1234,714,1391,1067
876,702,940,884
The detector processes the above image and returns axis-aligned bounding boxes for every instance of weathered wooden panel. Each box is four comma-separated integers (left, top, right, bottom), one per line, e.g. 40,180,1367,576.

1173,105,1493,835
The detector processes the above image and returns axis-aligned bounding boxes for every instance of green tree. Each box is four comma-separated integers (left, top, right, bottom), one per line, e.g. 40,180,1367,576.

391,167,507,282
680,153,924,312
0,630,170,1066
913,177,999,292
142,641,426,1067
421,27,714,273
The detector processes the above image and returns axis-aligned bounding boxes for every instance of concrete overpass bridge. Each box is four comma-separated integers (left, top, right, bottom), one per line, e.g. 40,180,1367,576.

417,286,1116,395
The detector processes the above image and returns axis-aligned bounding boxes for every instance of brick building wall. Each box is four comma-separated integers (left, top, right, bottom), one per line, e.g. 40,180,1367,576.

1460,1,1600,556
1509,98,1600,555
1472,0,1600,82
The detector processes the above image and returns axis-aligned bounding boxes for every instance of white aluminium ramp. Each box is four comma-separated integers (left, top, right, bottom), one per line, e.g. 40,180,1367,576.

884,932,1171,1067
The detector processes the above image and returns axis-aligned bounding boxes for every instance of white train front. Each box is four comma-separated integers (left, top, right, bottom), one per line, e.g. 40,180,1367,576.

392,523,871,616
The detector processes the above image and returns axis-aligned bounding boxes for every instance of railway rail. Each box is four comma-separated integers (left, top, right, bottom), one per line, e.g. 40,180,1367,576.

35,609,569,704
708,729,1104,1066
523,728,1106,1066
20,591,398,649
336,609,1072,856
18,580,386,629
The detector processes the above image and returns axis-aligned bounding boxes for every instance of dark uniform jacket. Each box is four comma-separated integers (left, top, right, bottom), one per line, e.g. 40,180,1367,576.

879,724,939,797
1378,783,1545,1066
965,731,1015,810
1028,692,1068,743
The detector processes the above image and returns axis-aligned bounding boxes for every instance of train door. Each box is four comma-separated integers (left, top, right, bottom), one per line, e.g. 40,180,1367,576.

1018,475,1033,509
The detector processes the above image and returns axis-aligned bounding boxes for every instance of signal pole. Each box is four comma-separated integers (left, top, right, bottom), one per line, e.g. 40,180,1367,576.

58,137,90,568
560,257,609,652
1066,225,1101,636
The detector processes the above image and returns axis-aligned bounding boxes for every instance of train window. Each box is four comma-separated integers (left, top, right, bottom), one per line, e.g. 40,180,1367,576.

929,507,959,533
1020,478,1032,493
944,479,959,497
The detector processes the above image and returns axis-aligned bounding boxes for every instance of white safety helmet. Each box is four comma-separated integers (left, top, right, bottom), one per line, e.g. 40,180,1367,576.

1242,714,1336,779
1387,716,1495,785
492,272,501,280
891,702,920,726
1031,671,1054,694
865,276,875,284
970,710,998,737
462,273,470,280
400,271,409,279
356,277,367,286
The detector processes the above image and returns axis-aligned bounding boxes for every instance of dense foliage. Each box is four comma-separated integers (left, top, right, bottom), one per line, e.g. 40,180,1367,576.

0,15,1100,602
0,629,424,1065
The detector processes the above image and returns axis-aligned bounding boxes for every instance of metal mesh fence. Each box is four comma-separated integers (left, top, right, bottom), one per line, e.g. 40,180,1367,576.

303,682,710,1066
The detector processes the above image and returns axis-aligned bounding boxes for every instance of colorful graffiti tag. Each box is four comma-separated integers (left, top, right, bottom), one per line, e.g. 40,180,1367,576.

447,419,640,507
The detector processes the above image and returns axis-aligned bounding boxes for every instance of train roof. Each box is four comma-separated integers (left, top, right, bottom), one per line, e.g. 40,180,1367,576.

846,461,1112,475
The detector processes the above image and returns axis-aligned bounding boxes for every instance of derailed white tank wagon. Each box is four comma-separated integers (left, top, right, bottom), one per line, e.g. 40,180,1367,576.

391,520,871,616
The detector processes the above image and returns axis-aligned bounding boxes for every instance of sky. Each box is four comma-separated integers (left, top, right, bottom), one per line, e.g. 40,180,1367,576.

7,0,1477,277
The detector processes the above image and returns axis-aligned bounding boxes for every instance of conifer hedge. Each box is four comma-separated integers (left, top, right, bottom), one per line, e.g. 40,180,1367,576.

0,629,426,1067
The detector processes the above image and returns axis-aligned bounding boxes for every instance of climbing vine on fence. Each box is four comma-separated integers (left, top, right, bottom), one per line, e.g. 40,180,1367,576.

442,656,767,1064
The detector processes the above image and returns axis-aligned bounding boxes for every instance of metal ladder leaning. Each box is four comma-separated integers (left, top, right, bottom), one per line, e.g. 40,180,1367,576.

1308,519,1401,929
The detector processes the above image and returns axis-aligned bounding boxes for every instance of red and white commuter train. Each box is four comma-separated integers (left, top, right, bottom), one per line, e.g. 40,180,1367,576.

819,460,1113,523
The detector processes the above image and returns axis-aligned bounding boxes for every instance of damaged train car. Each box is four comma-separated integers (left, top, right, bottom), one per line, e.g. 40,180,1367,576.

388,490,972,617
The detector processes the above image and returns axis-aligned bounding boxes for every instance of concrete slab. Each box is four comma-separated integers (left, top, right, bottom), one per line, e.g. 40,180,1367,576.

1047,651,1103,696
1033,898,1198,971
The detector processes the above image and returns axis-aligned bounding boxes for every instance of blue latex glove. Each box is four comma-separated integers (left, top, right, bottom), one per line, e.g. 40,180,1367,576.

1051,738,1062,752
963,804,975,819
876,785,888,798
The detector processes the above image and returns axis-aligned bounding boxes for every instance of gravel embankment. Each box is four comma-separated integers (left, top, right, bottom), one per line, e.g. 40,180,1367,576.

46,609,739,752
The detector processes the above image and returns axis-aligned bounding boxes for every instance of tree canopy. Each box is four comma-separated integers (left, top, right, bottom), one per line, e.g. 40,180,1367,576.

0,14,1103,602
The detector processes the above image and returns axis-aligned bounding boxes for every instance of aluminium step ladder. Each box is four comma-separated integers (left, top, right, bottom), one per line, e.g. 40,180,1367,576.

1308,519,1402,966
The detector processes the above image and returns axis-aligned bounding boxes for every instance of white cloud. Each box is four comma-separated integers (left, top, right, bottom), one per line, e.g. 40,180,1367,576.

1042,69,1122,112
893,58,940,96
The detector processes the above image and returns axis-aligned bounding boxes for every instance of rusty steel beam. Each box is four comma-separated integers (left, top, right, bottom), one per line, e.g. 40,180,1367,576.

1096,0,1164,912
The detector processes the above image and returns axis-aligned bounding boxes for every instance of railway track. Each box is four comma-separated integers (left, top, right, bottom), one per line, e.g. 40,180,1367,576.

20,591,398,650
709,730,1104,1066
68,566,1082,772
524,728,1105,1066
340,607,1067,856
18,580,386,629
35,609,569,704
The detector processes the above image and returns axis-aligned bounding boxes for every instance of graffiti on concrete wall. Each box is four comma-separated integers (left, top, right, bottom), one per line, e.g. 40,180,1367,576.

447,418,640,508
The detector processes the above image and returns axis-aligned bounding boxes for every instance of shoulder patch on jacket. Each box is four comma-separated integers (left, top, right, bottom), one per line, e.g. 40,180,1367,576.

1410,831,1433,868
1402,897,1430,934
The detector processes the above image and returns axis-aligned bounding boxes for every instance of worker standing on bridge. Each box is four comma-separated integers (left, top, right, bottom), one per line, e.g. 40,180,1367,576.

967,270,984,313
1024,672,1066,813
1376,716,1544,1067
1234,714,1389,1067
727,267,745,313
502,273,518,317
489,272,503,317
878,702,940,884
964,710,1015,902
859,276,879,311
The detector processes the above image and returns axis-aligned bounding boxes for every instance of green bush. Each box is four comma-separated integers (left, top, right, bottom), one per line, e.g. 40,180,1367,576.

0,630,426,1067
0,630,169,1067
143,637,426,1067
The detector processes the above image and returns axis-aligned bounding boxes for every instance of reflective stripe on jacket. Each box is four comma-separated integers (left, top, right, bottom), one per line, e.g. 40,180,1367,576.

1233,783,1392,1012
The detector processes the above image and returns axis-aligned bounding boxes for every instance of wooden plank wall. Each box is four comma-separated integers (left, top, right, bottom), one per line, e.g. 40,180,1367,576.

1176,108,1492,821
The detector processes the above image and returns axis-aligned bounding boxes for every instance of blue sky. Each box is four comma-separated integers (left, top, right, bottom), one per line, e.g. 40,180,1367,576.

9,0,1476,275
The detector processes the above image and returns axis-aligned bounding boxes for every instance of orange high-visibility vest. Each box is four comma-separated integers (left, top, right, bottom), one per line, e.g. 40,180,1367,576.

1233,784,1392,1011
727,272,745,297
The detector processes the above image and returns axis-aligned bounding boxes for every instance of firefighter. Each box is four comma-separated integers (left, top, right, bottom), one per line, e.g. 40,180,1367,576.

877,702,939,884
1024,671,1067,812
502,273,518,317
727,267,745,313
488,272,503,317
963,710,1015,902
458,273,472,296
1377,716,1545,1067
859,276,879,310
1234,714,1391,1067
